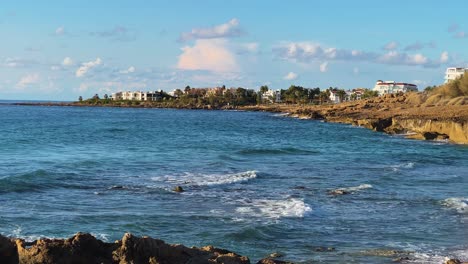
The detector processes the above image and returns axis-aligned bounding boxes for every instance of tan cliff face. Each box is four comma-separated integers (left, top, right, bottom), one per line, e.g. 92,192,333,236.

241,93,468,144
388,119,468,143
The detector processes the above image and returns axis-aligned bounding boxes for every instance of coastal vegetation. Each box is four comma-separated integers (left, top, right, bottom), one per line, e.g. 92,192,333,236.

77,85,378,109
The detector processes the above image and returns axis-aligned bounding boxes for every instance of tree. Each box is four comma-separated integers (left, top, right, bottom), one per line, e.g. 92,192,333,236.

103,94,108,99
260,85,269,94
92,94,100,100
319,91,329,104
78,96,83,102
184,85,191,94
336,90,347,102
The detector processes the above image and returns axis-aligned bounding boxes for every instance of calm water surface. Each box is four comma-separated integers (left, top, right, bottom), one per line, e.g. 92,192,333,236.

0,105,467,263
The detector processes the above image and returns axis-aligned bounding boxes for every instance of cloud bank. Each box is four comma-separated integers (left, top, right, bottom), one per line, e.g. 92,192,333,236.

76,58,102,77
179,19,244,42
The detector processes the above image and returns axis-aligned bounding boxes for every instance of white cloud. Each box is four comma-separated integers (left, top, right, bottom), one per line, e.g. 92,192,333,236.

76,57,102,77
440,51,449,63
90,26,136,42
177,39,238,72
237,42,259,54
179,18,243,42
383,41,398,50
407,53,428,65
273,41,443,68
455,31,466,38
273,42,376,63
17,73,40,88
413,80,428,86
120,66,136,74
319,62,329,72
283,72,298,80
62,57,73,66
55,26,65,36
448,24,459,33
4,57,37,68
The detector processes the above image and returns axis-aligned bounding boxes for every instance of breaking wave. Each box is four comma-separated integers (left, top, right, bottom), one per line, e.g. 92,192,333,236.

235,198,312,219
153,170,257,187
332,184,373,193
442,197,468,214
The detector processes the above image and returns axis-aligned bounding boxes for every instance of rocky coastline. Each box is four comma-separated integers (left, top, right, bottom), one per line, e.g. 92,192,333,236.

241,93,468,144
11,93,468,144
0,233,294,264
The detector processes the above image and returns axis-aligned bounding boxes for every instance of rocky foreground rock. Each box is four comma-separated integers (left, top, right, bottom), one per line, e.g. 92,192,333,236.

1,233,275,264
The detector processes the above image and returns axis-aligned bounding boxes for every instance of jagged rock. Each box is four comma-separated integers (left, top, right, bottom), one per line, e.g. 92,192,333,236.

446,259,462,264
11,233,250,264
0,234,18,264
173,186,184,193
16,232,115,264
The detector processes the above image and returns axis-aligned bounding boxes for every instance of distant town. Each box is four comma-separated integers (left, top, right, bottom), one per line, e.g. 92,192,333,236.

80,67,467,107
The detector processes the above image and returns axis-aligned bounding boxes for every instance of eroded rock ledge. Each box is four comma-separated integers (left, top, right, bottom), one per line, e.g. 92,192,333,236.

0,233,259,264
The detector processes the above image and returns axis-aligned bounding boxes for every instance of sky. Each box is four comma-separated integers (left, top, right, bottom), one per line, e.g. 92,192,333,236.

1,0,467,100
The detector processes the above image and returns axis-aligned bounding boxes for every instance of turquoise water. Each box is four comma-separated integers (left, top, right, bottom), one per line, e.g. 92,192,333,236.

0,104,467,263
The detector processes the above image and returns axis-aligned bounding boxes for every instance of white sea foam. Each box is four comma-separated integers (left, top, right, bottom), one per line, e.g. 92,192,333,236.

235,198,312,219
391,162,415,171
153,170,257,187
404,249,468,264
442,197,468,214
334,184,373,193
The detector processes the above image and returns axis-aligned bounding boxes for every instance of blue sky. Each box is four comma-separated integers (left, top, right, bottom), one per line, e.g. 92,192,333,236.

1,0,467,100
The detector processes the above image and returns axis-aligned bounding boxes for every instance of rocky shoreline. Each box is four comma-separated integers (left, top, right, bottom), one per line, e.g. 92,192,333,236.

0,233,294,264
11,93,468,144
241,93,468,144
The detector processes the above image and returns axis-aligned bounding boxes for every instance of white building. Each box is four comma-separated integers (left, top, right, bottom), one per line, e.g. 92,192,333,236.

444,67,468,83
111,90,163,101
329,90,341,104
261,89,282,103
373,80,418,96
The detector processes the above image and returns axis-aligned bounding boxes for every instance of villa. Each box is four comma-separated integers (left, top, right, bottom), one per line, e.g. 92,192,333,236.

261,89,282,103
372,80,418,96
444,67,468,83
111,90,164,101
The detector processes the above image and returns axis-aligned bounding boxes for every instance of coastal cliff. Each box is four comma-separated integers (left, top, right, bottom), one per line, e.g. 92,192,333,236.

242,93,468,144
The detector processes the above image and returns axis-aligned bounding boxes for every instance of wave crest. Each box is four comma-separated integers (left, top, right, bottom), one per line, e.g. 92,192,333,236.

153,170,257,187
442,197,468,214
235,198,312,219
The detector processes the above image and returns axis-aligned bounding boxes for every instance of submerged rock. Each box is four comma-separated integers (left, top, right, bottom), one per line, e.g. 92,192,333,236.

173,186,184,193
12,233,250,264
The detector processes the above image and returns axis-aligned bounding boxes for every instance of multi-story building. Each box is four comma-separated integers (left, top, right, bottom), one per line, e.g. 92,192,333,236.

444,67,468,83
111,91,163,101
373,81,418,96
261,89,282,103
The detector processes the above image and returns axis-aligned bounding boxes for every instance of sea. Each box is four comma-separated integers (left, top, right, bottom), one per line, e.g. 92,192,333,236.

0,103,467,263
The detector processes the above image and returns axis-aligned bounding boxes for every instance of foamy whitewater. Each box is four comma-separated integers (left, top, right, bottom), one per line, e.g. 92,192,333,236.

0,105,467,263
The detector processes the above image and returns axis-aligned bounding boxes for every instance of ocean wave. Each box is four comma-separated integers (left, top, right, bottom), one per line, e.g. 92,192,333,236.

391,162,415,172
329,184,373,194
152,170,257,187
442,197,468,214
403,249,468,264
0,170,84,193
235,198,312,219
237,147,318,156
